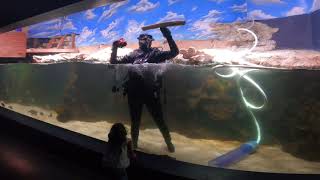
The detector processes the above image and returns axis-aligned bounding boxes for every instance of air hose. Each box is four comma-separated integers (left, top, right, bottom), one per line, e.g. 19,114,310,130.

208,28,268,167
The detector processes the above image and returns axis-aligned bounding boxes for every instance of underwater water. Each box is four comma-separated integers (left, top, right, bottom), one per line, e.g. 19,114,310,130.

0,62,320,173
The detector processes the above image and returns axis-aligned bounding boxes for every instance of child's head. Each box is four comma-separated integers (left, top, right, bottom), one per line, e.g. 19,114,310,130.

108,123,127,145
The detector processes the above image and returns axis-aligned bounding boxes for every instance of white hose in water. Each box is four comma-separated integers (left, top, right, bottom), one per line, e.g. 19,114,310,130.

213,28,266,144
214,67,267,144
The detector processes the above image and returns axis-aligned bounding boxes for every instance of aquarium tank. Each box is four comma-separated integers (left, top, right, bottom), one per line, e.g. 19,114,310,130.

0,0,320,174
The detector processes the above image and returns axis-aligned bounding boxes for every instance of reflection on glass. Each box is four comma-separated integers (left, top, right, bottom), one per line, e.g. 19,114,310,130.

0,0,320,175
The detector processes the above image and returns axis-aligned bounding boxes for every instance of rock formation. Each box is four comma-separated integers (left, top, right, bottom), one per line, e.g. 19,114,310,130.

210,21,279,51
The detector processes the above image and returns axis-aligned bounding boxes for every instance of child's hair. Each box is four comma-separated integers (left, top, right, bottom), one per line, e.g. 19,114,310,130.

107,123,127,154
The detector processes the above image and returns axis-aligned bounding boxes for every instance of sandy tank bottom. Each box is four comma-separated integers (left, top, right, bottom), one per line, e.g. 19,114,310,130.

2,102,320,174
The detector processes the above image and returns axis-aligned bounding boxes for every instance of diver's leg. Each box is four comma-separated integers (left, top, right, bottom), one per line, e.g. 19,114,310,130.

128,95,143,149
146,94,175,152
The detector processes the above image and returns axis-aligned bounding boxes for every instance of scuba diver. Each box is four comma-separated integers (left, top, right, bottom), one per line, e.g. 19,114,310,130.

110,27,179,152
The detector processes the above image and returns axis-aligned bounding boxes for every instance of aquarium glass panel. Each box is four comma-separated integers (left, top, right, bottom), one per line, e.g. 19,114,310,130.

1,0,320,174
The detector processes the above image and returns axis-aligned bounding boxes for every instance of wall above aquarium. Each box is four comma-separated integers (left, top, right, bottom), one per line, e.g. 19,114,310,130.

26,0,320,47
16,0,319,69
1,0,320,69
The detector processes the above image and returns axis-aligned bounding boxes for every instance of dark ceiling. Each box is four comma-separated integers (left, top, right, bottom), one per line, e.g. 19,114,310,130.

0,0,83,28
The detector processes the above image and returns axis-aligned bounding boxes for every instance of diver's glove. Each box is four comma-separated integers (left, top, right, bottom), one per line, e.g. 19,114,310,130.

160,27,172,39
112,38,127,48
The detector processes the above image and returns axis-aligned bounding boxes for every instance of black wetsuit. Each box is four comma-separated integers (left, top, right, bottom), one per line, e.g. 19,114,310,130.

112,47,178,64
110,31,178,151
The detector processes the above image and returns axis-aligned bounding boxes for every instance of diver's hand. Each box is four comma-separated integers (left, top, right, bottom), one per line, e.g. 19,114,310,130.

112,38,127,48
112,40,120,48
160,27,172,38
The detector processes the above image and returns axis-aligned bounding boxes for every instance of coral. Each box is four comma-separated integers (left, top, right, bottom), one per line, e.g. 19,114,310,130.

174,47,214,65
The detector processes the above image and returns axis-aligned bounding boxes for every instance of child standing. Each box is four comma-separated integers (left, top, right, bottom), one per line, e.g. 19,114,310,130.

102,123,136,180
